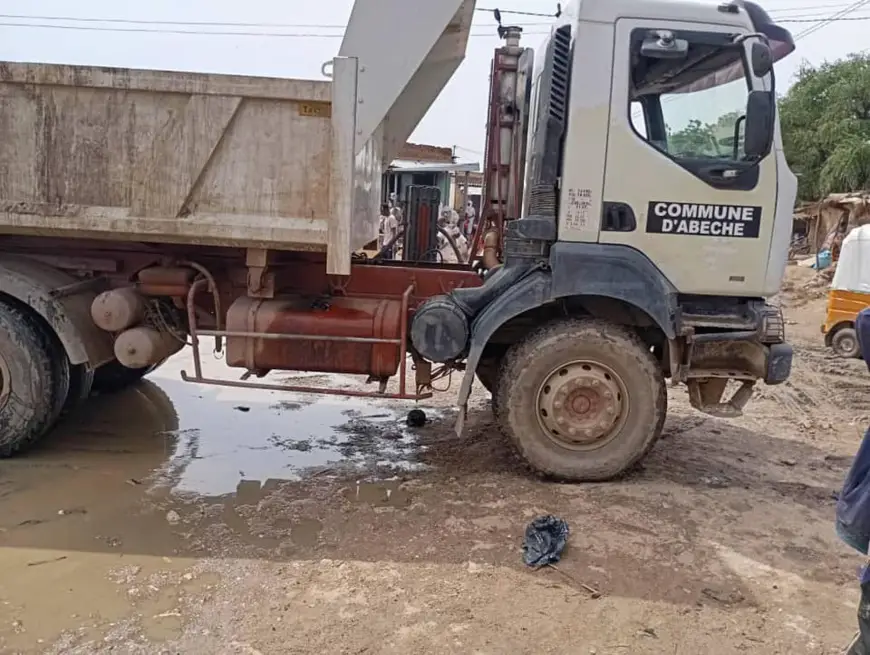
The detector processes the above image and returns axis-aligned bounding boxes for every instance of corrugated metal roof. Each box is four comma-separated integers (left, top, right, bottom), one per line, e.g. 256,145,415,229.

388,159,480,173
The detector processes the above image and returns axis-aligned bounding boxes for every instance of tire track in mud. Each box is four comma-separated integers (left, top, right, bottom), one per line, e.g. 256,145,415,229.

754,341,870,431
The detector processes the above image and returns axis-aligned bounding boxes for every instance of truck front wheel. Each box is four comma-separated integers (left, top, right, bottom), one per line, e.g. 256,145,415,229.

476,356,502,416
0,301,70,457
496,319,666,482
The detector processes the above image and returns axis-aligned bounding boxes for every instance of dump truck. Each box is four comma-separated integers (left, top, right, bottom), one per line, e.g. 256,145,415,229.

0,0,797,481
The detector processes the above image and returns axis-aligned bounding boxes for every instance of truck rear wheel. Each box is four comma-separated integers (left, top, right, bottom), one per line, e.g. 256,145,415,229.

92,359,164,393
496,319,666,482
831,326,861,359
0,301,70,457
63,363,95,415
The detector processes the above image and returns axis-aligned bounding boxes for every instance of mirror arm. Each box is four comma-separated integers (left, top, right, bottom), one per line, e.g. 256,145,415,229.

733,115,747,160
732,32,769,47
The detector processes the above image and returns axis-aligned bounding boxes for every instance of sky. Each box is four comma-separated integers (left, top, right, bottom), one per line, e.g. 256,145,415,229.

0,0,866,162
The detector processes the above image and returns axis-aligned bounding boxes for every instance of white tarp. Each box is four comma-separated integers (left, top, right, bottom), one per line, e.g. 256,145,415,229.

832,224,870,293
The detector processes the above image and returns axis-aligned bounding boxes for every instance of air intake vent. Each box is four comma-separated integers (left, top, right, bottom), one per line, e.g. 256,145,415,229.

548,25,572,124
524,23,573,220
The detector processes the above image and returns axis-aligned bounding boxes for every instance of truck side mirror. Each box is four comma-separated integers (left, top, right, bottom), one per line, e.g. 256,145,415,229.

750,42,773,78
744,90,774,159
640,31,689,59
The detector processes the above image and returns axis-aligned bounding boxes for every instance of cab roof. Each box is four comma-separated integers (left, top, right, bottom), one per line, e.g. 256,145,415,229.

557,0,794,63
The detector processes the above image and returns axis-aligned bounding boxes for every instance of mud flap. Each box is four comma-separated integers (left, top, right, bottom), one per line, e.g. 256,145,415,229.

456,402,468,436
454,271,551,436
0,255,114,366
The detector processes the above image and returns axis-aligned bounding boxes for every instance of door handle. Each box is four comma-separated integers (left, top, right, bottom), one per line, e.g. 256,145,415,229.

601,202,637,232
702,167,740,179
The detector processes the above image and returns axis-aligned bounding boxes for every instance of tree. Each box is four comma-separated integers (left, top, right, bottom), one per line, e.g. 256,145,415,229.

667,111,744,158
779,54,870,201
669,119,718,156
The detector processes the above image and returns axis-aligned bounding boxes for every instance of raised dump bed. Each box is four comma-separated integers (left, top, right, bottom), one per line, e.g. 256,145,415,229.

0,0,475,274
0,62,341,250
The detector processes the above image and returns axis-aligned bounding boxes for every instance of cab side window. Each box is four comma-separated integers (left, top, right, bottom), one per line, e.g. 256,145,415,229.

656,81,747,160
630,101,647,138
627,29,758,189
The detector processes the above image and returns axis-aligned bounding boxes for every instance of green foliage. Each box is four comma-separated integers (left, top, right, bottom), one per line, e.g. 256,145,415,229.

669,119,717,156
668,111,743,159
779,54,870,200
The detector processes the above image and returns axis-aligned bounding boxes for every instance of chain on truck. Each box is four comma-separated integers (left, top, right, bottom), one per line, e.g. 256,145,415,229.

0,0,796,481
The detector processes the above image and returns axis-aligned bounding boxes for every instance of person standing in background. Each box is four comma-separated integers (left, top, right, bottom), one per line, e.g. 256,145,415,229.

464,200,477,240
437,206,468,263
378,203,396,260
389,206,403,259
837,307,870,654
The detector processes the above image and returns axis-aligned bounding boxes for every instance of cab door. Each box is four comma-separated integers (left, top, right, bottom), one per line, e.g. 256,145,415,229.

597,19,777,296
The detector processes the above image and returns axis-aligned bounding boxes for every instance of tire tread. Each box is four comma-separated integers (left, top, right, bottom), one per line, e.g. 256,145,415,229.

0,300,67,457
496,318,666,481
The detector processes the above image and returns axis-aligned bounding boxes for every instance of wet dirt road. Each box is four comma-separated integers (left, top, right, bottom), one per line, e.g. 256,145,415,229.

0,264,866,654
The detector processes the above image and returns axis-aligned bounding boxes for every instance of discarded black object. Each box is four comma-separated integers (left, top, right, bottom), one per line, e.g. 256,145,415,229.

406,409,427,427
523,515,569,568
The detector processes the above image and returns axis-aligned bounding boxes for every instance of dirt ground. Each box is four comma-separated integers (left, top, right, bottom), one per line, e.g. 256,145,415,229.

0,263,867,654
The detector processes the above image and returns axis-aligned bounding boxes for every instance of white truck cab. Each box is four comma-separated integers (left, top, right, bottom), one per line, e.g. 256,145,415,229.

414,0,799,480
536,0,797,297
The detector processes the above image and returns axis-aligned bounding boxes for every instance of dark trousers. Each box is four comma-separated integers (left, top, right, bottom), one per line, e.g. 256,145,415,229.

848,583,870,654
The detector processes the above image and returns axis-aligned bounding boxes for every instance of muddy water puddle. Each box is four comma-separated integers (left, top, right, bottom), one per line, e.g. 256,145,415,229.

0,358,431,554
154,387,428,497
0,352,436,652
10,352,433,497
150,356,432,496
343,479,413,508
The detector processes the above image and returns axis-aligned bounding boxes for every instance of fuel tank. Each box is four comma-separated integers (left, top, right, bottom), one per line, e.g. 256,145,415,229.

225,296,404,377
114,326,184,369
91,288,147,333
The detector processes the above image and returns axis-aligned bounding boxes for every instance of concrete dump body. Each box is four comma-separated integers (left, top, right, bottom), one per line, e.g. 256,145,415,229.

0,63,338,250
0,0,475,274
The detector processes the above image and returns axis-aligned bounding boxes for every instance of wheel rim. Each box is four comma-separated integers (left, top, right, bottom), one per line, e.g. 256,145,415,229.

0,350,10,413
536,360,630,451
837,334,857,355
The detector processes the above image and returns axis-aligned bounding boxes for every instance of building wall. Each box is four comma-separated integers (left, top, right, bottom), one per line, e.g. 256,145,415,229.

398,142,454,163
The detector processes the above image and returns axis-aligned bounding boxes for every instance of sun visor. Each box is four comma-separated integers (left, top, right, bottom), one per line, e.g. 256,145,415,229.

672,3,795,95
743,1,796,62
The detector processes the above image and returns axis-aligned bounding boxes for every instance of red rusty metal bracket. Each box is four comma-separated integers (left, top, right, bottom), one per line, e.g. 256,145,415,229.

180,279,432,401
339,263,482,306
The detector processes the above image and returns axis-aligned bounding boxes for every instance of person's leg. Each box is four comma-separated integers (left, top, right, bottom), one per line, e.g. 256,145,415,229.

847,583,870,654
